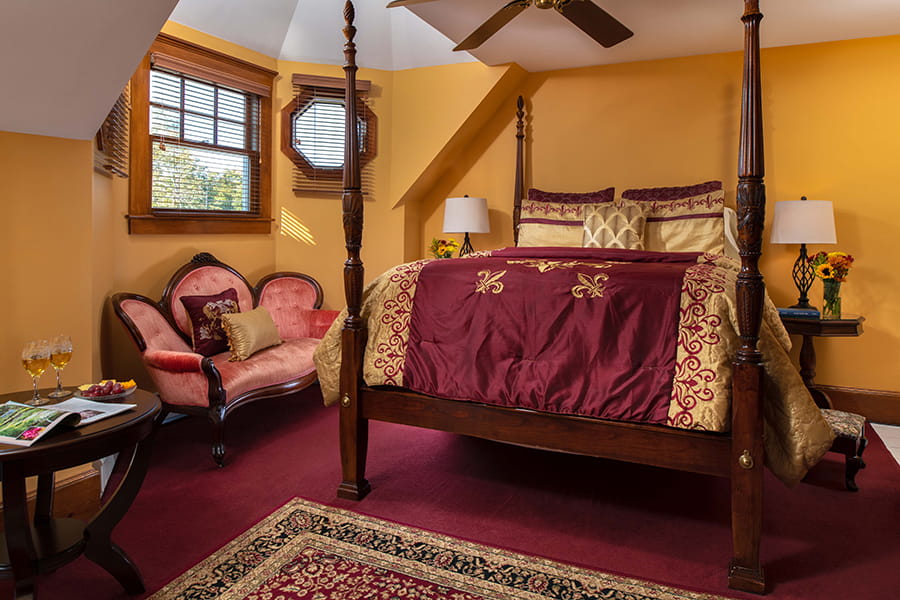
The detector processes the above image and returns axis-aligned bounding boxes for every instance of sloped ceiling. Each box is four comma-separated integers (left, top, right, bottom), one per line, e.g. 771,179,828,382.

0,0,180,140
2,0,899,140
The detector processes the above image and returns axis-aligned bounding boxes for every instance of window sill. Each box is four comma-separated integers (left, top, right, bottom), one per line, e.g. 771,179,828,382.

126,214,272,235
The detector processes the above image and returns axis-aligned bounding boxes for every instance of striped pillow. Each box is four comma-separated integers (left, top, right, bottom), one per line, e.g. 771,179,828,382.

621,181,725,254
518,187,614,247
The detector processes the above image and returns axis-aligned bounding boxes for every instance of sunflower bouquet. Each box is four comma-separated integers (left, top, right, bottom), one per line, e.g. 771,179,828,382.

809,251,854,318
808,251,854,282
428,238,460,259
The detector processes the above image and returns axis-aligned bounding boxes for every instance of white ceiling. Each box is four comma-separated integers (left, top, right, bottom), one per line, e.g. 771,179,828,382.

169,0,900,72
2,0,899,140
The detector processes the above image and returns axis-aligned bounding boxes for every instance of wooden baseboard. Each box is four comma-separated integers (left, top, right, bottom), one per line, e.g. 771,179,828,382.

818,385,900,425
0,466,101,531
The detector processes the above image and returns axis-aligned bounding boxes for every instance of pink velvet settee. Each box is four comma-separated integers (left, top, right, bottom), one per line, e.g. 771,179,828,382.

112,252,338,466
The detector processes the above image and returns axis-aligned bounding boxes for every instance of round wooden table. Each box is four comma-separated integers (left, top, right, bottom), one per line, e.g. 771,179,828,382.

0,389,160,599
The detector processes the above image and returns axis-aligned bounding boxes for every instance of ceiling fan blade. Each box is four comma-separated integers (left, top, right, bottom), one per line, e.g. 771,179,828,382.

386,0,443,7
454,0,530,52
558,0,633,48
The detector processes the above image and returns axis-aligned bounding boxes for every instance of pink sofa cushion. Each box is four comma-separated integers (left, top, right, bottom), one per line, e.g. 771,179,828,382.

119,298,193,353
146,337,320,408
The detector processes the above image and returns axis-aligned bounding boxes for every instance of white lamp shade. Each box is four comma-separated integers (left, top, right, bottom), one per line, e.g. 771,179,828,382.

442,196,490,234
770,199,837,244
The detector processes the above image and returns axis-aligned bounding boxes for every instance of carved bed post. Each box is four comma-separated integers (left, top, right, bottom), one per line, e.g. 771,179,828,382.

729,0,766,593
337,0,371,501
513,95,525,245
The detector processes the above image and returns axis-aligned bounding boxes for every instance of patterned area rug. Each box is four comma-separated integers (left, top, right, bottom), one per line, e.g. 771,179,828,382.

150,497,733,600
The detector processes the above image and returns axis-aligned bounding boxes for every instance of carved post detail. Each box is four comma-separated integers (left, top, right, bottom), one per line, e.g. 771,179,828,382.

513,95,525,245
338,0,370,501
729,0,766,594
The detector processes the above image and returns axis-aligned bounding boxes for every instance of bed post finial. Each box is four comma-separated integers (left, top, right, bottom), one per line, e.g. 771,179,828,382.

513,95,525,245
338,0,371,502
729,0,766,594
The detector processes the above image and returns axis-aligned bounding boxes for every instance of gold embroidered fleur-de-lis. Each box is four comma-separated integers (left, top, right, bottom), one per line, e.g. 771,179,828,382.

508,259,612,273
571,273,609,298
475,270,506,294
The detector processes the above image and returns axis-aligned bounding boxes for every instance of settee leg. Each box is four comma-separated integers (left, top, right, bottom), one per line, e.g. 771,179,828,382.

210,414,226,468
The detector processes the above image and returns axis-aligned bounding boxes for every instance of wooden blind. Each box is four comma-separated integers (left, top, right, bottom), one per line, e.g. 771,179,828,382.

283,74,375,196
148,66,261,214
95,85,130,178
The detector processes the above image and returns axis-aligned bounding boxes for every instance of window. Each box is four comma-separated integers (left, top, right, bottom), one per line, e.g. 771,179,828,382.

281,74,376,195
128,34,276,234
95,85,130,178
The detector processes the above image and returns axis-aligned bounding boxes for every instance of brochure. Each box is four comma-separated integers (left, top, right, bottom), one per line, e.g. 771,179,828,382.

0,398,136,447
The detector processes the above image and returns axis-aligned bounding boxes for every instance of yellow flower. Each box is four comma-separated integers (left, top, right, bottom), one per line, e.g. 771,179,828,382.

815,264,834,279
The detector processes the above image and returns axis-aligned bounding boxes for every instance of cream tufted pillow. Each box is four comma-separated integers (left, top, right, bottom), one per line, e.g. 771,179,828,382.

582,200,647,250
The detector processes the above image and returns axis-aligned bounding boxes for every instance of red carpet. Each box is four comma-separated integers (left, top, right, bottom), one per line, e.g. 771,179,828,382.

17,387,900,599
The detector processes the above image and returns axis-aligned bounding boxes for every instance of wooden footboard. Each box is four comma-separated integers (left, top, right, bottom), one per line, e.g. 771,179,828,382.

337,0,767,593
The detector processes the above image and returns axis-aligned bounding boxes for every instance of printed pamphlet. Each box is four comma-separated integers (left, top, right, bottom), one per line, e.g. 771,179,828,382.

0,398,135,447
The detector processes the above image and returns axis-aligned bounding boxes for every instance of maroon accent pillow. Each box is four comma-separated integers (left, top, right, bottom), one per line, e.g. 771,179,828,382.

179,288,240,356
621,180,722,202
527,187,615,204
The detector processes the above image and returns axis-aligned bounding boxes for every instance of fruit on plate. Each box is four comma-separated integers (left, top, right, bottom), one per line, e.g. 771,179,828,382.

78,379,136,397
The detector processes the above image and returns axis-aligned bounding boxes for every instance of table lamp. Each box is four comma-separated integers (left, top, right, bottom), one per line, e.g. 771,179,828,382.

443,195,490,256
770,196,836,309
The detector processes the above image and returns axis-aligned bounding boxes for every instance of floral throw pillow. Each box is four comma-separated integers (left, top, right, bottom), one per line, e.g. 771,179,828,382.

180,288,240,356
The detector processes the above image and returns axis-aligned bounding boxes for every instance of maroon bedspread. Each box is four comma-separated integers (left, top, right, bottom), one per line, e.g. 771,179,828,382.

403,248,699,423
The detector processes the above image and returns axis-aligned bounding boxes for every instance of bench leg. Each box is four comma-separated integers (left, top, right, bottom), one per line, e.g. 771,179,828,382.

844,436,867,492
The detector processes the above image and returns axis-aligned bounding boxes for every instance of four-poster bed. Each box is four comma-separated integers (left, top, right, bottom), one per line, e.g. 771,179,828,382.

322,1,833,594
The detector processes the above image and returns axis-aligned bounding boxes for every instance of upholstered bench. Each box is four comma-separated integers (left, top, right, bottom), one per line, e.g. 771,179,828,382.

820,408,868,491
112,252,339,466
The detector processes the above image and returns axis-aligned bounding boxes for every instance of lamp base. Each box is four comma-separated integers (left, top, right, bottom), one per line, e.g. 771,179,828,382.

790,243,816,310
459,232,474,257
789,300,815,310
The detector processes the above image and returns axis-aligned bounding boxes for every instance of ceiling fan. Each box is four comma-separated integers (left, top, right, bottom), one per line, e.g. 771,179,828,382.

386,0,633,52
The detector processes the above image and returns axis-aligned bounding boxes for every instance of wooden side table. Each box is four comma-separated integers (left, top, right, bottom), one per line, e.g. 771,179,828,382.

0,389,160,599
778,314,865,408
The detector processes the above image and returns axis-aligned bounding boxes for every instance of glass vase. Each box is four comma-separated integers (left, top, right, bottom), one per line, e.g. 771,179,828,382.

822,279,842,319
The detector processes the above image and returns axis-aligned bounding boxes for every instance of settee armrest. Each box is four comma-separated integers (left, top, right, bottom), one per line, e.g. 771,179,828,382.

307,309,341,339
143,349,205,373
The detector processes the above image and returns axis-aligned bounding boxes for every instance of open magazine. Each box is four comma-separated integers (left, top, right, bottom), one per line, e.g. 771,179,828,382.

0,398,136,447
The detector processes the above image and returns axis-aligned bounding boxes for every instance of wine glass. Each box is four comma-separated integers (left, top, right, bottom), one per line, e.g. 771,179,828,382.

21,340,51,406
49,335,73,399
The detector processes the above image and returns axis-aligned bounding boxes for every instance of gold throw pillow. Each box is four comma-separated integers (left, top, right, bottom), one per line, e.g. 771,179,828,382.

221,306,282,361
582,200,647,250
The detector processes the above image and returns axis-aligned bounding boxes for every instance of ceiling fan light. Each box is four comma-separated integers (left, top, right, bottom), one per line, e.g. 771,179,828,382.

535,0,556,10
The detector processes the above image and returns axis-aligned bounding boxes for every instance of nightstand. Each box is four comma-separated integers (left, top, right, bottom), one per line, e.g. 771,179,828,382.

779,313,868,491
778,313,865,409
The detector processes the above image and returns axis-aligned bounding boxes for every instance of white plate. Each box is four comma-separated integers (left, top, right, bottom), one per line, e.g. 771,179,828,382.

74,385,137,401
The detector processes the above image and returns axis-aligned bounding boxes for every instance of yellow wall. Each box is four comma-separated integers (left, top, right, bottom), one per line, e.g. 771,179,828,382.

0,22,895,402
418,36,900,394
0,132,95,391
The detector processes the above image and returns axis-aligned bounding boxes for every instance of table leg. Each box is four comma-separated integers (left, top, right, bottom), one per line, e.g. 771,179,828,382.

82,438,154,595
797,333,833,409
33,474,54,526
2,462,37,600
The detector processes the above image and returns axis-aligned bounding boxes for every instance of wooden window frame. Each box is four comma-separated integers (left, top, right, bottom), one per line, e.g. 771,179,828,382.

128,34,276,235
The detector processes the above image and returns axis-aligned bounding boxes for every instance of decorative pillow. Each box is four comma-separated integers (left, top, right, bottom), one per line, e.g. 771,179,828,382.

582,200,647,250
179,288,240,356
527,187,615,205
221,306,282,361
518,200,589,247
621,181,725,254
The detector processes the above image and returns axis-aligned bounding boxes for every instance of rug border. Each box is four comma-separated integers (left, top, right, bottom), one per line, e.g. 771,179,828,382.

148,496,739,600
